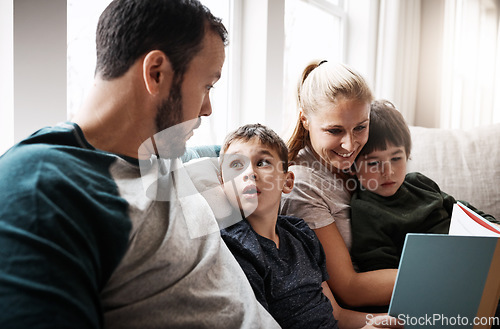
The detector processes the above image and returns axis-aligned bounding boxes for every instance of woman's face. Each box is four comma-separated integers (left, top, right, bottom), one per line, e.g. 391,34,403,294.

302,98,370,171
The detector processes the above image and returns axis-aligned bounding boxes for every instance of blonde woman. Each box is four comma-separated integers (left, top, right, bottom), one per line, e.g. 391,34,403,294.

281,61,397,312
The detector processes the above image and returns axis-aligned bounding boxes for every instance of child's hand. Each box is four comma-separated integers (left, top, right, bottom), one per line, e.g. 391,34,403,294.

363,314,404,329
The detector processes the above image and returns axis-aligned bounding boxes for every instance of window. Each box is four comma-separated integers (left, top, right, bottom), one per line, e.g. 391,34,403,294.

67,0,111,120
283,0,346,132
66,0,358,148
441,0,500,129
186,0,235,147
67,0,236,146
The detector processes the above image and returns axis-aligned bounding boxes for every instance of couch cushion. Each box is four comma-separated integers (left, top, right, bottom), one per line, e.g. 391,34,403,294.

407,124,500,220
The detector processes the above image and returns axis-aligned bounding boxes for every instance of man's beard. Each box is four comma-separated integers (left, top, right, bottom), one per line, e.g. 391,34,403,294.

155,80,183,134
152,80,200,159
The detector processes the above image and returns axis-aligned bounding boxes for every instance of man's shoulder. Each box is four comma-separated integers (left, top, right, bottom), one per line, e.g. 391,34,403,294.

0,125,120,196
1,123,116,172
1,123,84,163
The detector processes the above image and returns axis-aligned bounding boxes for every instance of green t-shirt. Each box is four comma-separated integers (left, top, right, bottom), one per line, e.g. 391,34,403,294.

0,123,131,328
350,172,497,272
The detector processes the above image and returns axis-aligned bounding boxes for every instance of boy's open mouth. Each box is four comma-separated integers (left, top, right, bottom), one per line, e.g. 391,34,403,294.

243,185,260,196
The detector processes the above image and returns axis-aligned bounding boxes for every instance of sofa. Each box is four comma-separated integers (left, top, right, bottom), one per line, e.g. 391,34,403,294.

183,122,500,222
407,123,500,220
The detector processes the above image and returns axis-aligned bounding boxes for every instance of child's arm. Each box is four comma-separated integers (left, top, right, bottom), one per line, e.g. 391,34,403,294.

321,282,403,329
412,172,499,224
315,223,397,307
444,196,499,224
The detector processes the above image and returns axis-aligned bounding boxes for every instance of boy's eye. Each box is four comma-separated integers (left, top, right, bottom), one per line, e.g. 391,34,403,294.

229,160,243,169
391,157,402,162
367,161,380,167
257,159,271,167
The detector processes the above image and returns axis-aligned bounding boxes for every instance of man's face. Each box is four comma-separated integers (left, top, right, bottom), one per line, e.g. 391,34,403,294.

154,29,225,158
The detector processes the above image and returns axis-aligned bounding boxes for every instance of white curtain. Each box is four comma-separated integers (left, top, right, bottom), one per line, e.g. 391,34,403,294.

374,0,421,125
441,0,500,129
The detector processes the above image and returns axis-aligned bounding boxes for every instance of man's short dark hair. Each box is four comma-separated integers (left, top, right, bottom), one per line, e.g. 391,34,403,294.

95,0,228,80
221,123,289,172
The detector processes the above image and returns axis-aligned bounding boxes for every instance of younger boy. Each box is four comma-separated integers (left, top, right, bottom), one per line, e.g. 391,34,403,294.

218,124,401,329
350,100,499,273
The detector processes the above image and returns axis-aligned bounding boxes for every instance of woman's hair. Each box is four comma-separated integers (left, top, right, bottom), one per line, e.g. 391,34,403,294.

220,123,289,173
95,0,228,80
358,99,412,158
287,60,373,162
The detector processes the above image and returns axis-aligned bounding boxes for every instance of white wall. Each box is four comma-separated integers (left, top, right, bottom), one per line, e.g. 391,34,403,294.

0,0,14,155
12,0,67,144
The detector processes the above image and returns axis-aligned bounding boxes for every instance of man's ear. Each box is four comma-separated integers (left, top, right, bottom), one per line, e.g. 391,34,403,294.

282,171,295,194
143,50,173,96
299,111,309,130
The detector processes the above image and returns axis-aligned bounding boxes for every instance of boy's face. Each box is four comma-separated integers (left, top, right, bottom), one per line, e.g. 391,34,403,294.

220,137,294,219
355,143,407,197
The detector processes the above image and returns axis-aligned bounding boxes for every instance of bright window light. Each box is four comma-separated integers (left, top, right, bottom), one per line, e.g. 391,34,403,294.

283,0,345,132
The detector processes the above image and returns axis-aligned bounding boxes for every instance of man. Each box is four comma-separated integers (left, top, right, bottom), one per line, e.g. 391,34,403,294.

0,1,279,328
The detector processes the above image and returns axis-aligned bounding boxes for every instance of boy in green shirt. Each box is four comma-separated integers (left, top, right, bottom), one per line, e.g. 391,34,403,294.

350,100,499,272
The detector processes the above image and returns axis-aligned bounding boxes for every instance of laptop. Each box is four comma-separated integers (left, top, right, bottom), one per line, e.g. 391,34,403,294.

388,233,500,329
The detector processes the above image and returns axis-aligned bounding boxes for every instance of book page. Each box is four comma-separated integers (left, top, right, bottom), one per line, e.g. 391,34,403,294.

449,202,500,237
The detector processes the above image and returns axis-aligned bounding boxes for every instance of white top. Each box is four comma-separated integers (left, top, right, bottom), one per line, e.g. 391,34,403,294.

280,146,353,250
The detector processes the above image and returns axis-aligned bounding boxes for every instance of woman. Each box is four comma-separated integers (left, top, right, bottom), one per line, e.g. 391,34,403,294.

281,60,397,310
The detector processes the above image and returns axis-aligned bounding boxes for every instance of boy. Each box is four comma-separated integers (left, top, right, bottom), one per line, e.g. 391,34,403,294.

218,124,401,329
350,100,499,272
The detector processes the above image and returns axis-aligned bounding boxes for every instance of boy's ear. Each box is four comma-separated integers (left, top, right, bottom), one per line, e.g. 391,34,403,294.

282,171,295,194
143,50,174,96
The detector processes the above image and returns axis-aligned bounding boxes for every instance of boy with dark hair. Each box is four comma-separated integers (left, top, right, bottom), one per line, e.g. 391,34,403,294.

219,123,402,329
350,100,499,272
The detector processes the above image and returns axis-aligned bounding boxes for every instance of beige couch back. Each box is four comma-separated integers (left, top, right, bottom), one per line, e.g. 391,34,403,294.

407,124,500,220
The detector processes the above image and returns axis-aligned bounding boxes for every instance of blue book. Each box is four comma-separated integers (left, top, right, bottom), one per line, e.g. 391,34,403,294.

388,233,500,329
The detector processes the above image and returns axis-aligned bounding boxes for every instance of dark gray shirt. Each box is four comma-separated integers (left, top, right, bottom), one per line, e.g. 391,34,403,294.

221,215,339,329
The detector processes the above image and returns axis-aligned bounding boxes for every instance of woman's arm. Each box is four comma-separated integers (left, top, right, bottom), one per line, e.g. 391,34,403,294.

315,223,397,307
